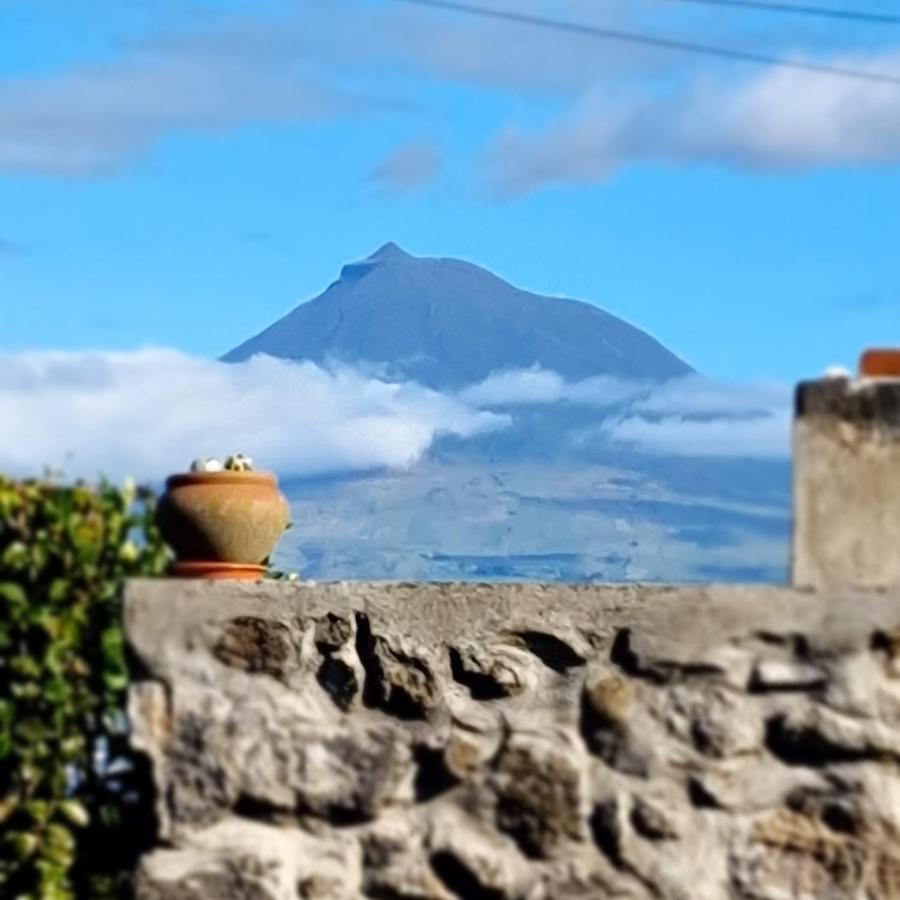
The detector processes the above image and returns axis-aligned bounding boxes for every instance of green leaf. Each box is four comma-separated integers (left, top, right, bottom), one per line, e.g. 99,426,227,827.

11,655,41,679
0,793,18,824
6,831,39,861
1,540,28,569
100,626,123,667
25,799,51,824
0,581,27,608
48,579,69,604
59,800,89,829
15,717,50,745
43,823,76,864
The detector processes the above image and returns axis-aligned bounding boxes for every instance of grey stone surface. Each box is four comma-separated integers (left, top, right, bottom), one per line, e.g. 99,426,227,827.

793,376,900,591
126,579,900,899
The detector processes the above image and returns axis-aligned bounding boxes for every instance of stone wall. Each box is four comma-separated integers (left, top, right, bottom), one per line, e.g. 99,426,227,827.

125,579,900,900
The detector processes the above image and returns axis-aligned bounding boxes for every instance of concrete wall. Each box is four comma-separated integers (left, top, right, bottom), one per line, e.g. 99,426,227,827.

126,580,900,900
792,376,900,591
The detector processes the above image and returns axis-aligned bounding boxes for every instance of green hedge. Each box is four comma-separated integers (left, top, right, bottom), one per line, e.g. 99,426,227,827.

0,476,169,900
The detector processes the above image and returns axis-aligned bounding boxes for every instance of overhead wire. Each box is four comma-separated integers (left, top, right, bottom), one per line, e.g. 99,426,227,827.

392,0,900,85
640,0,900,26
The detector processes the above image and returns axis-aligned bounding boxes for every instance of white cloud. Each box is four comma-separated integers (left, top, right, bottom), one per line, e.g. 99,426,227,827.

460,368,570,405
0,353,794,484
487,52,900,194
459,367,647,407
459,368,790,458
366,0,656,96
0,350,507,482
0,0,668,178
369,140,441,193
603,374,791,459
0,15,348,176
632,375,791,417
5,0,892,182
602,411,791,459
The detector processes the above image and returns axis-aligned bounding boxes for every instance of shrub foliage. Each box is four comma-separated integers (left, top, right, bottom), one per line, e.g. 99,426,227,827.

0,476,168,899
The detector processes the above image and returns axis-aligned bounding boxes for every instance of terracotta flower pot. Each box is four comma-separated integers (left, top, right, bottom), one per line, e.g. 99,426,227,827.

156,471,290,580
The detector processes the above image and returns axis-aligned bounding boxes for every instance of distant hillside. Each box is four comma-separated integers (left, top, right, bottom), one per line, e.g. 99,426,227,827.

223,243,692,389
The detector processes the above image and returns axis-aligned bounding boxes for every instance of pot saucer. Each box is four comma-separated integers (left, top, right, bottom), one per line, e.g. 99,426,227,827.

170,561,267,581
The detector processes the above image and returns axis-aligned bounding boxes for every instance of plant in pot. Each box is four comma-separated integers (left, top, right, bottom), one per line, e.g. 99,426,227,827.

155,454,291,580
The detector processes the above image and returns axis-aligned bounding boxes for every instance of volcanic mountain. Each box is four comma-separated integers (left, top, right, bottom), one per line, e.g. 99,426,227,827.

223,242,692,388
222,243,787,584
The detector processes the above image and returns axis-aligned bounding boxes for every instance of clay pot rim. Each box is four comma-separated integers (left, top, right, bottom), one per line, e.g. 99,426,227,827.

165,471,279,489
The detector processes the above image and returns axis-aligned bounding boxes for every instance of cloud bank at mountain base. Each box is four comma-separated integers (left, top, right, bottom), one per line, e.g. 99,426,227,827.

0,351,789,483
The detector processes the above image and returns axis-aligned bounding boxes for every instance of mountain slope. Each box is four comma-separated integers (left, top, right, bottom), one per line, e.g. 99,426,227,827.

223,243,692,389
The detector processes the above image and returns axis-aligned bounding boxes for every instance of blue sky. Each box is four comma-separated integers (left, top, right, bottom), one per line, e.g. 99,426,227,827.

1,0,898,381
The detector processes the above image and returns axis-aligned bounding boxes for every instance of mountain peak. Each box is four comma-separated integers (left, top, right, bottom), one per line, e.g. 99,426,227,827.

368,242,413,262
339,242,415,282
223,247,693,387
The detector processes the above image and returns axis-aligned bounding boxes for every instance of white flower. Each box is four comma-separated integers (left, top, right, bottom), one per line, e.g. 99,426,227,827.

192,456,225,472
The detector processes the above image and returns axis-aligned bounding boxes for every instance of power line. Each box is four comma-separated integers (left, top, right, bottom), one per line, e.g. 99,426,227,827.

393,0,900,85
646,0,900,26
